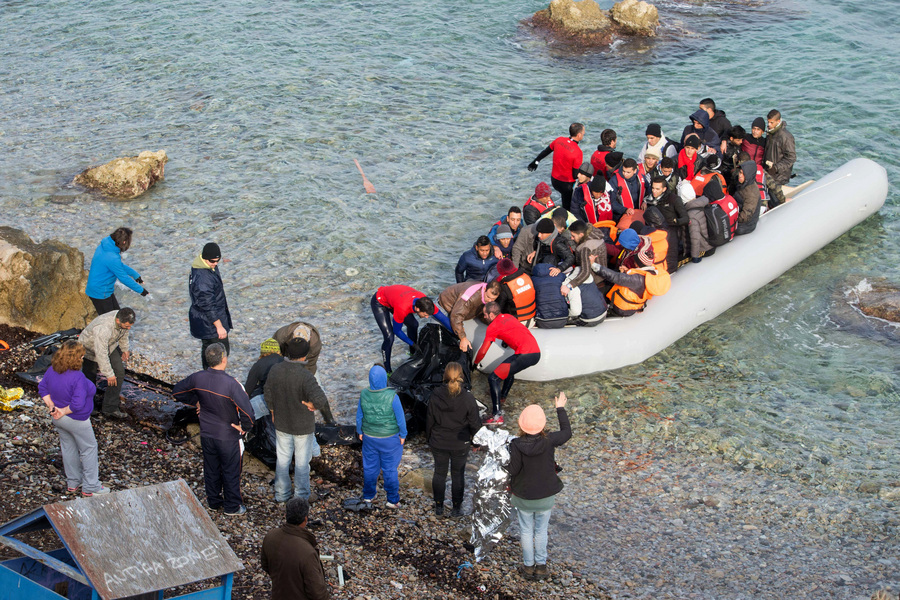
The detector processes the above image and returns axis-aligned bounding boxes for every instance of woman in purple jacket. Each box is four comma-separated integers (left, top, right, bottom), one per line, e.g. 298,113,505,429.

38,341,110,496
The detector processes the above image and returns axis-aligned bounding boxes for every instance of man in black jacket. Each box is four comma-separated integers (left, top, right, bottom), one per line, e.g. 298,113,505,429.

265,339,334,503
173,343,254,515
189,242,232,369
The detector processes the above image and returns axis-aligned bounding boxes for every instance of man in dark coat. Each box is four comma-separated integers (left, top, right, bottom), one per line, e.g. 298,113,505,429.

173,343,254,515
763,109,796,208
680,109,721,158
261,497,330,600
273,321,322,376
265,339,334,503
189,242,233,369
455,235,499,283
735,160,762,235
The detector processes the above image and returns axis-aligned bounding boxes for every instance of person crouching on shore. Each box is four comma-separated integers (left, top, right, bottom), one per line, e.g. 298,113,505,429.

508,392,571,581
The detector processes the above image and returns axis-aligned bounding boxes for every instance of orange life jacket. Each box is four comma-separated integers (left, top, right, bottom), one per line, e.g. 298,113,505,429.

690,171,727,198
501,273,536,321
645,229,669,272
592,219,618,242
606,267,671,316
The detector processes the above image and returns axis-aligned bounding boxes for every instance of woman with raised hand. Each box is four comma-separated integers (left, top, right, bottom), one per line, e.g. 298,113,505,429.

508,391,571,581
38,340,110,497
426,362,482,517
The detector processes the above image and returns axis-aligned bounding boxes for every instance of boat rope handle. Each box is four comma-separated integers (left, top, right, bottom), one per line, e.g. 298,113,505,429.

791,173,851,202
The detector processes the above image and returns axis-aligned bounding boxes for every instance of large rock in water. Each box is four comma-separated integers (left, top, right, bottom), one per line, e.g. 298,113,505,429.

0,227,95,335
610,0,659,36
73,150,167,199
854,280,900,322
530,0,658,46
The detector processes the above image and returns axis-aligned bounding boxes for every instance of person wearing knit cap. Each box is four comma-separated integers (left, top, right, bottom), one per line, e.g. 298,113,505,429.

244,338,284,399
527,123,586,212
571,173,612,225
593,241,671,316
575,162,594,185
508,392,571,581
638,123,678,163
523,182,556,226
492,224,515,259
488,207,523,257
677,136,703,182
189,242,232,369
741,117,768,169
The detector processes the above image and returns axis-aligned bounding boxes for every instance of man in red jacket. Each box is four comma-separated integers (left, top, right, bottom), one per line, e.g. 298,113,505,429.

473,302,541,425
527,123,585,212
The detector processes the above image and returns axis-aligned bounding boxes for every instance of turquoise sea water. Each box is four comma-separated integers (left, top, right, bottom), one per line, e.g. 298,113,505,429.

1,0,897,493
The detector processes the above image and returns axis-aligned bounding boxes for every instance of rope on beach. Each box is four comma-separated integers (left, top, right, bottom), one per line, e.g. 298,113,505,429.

456,562,473,578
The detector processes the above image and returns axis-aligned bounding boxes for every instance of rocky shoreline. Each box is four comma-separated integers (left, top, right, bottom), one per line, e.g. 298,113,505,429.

1,327,898,598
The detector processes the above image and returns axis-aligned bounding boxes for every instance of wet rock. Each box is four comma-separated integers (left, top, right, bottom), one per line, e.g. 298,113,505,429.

529,0,658,47
856,283,900,322
0,227,95,335
73,150,167,199
609,0,659,36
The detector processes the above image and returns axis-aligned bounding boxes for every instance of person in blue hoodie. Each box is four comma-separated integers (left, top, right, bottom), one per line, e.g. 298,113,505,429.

680,109,722,158
356,365,407,508
85,228,147,315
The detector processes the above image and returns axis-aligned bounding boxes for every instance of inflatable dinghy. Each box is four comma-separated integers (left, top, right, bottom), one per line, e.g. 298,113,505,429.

464,158,889,381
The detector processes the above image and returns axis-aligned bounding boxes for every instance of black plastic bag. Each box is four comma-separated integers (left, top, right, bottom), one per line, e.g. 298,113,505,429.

388,324,472,435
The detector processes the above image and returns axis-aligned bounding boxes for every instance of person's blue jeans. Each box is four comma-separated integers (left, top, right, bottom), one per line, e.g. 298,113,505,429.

362,434,403,504
517,507,552,566
274,430,316,502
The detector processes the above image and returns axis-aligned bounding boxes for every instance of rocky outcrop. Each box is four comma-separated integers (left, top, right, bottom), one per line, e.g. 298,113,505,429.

853,280,900,323
610,0,659,36
73,150,167,199
530,0,658,46
0,227,95,335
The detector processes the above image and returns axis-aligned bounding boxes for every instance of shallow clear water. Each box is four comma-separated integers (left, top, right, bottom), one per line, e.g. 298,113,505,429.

1,0,898,487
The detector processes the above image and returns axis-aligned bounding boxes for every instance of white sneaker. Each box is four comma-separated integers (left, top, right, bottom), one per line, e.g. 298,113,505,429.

82,486,110,497
385,501,400,509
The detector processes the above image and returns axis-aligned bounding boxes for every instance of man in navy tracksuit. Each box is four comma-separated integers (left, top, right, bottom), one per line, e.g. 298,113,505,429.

173,343,254,516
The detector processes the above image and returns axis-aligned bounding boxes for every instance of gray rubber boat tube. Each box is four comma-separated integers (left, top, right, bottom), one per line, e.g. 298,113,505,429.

465,158,889,381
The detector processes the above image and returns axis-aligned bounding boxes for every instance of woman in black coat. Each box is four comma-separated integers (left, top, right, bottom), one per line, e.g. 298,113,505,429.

508,392,571,581
426,362,482,517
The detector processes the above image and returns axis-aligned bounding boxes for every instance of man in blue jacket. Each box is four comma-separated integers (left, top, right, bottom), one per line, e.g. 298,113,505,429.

173,343,254,516
455,235,499,283
189,242,232,369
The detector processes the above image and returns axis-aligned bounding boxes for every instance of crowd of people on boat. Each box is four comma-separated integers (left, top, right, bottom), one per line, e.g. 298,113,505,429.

31,98,798,592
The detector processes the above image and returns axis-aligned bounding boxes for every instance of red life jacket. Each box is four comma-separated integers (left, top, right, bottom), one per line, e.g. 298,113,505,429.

678,149,700,180
754,165,767,202
615,171,646,210
580,183,613,224
524,195,555,216
591,149,610,176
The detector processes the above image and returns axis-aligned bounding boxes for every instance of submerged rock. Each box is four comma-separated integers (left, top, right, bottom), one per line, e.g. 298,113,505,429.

529,0,658,47
73,150,167,199
0,227,95,334
830,277,900,344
